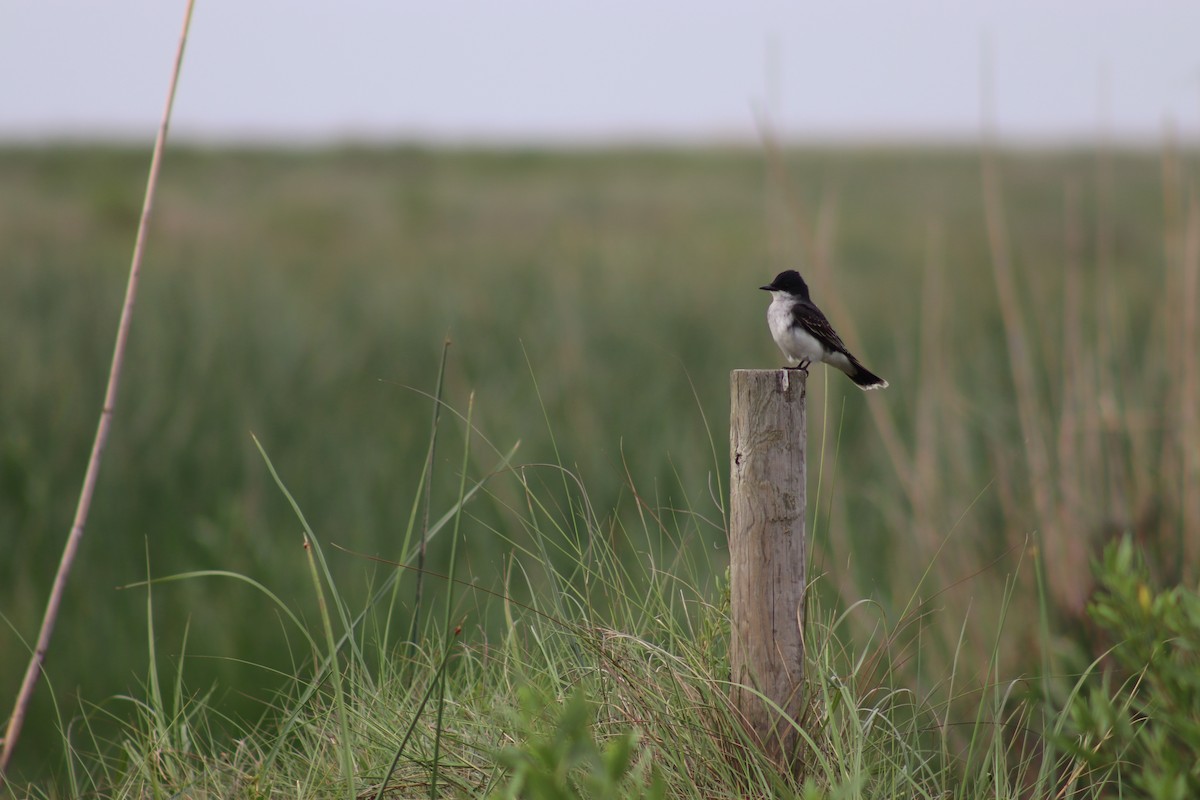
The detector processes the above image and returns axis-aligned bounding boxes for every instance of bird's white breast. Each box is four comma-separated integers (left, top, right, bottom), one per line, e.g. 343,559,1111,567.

766,293,825,363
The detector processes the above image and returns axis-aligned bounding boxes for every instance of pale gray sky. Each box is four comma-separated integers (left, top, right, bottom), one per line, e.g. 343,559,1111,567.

3,1,1199,144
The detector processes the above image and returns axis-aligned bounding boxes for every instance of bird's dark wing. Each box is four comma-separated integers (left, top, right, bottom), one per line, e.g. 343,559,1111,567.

793,301,850,355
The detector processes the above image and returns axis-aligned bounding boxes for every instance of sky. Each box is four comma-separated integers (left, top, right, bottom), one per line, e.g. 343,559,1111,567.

3,1,1199,145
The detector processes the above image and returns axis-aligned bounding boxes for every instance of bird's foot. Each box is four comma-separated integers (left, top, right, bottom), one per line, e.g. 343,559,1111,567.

786,359,811,374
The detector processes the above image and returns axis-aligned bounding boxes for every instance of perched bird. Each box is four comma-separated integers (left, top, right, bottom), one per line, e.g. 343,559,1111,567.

760,269,888,390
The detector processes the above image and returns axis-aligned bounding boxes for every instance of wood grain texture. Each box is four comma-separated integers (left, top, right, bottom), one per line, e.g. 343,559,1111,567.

729,368,806,768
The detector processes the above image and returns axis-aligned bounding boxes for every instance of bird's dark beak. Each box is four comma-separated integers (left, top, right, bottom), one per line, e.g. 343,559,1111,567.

759,284,773,291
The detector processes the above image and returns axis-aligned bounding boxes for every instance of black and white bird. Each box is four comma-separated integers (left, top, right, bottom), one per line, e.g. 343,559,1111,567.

760,269,888,390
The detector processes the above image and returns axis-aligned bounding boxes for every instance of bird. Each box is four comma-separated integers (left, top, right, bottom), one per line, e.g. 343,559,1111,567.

760,269,888,390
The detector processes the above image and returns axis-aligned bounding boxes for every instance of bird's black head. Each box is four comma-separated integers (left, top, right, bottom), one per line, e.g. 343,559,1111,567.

760,270,810,300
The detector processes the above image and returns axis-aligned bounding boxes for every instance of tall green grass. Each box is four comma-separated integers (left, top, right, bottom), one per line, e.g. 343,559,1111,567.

1,143,1197,787
23,382,1094,798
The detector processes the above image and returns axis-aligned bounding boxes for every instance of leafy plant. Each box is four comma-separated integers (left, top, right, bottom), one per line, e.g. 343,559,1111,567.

490,687,664,800
1057,535,1200,799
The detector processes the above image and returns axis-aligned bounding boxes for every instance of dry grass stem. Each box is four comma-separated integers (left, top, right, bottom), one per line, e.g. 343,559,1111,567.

0,0,196,779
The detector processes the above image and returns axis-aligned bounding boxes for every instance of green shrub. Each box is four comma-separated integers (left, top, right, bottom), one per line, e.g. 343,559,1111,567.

490,687,665,800
1057,535,1200,799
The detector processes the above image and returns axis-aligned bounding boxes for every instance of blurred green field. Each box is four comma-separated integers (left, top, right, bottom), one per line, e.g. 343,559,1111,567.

1,143,1197,782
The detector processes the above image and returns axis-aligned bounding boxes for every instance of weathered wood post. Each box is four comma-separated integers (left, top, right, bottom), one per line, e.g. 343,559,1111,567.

729,368,806,767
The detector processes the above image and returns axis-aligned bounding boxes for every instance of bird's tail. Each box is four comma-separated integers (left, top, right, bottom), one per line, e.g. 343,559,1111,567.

848,357,888,391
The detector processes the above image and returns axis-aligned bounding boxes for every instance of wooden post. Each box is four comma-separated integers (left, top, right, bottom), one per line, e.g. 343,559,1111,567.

729,368,807,767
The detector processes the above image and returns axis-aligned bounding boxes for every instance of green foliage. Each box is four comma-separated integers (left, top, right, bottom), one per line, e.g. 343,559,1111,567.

1057,536,1200,799
491,687,664,800
3,143,1199,792
0,401,1115,798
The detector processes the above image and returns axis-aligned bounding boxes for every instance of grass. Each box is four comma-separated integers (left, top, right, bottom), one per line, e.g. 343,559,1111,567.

0,141,1198,794
27,396,1069,798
